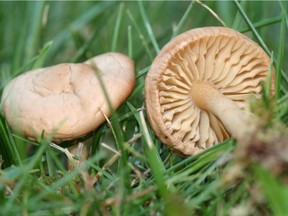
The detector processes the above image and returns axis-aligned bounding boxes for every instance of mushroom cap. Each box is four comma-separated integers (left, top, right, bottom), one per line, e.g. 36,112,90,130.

2,52,135,141
145,27,273,156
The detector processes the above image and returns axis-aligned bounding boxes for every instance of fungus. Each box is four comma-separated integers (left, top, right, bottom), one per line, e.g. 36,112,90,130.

145,27,274,156
2,52,135,142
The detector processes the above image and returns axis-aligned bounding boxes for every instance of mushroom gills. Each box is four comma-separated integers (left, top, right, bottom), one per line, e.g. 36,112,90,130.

145,27,273,156
190,80,247,140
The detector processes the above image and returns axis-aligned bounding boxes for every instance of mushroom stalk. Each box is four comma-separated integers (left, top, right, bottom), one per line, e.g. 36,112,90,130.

191,81,249,140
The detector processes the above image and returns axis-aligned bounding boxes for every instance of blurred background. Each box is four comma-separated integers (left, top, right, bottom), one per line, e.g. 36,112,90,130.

0,1,287,73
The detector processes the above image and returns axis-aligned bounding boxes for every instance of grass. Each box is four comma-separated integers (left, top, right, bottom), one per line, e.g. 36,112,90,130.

0,1,288,215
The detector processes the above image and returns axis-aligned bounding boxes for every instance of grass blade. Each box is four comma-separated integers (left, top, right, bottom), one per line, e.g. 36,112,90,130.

279,1,288,28
32,41,53,69
24,1,46,63
90,63,131,214
45,2,114,63
196,0,226,27
126,9,154,61
276,13,286,99
138,110,171,198
138,0,160,53
0,111,23,167
128,25,133,58
254,165,288,216
239,16,282,33
234,0,270,54
111,3,124,52
171,0,195,38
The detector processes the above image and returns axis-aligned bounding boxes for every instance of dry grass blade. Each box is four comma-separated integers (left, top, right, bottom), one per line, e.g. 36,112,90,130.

195,0,227,27
129,162,146,187
92,148,120,185
103,186,155,207
92,133,142,185
49,142,79,167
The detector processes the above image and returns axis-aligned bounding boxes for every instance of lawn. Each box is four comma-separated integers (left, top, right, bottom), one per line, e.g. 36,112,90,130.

0,1,288,215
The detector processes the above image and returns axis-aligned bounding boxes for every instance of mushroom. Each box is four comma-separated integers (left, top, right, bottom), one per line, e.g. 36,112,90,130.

145,27,274,156
1,52,135,142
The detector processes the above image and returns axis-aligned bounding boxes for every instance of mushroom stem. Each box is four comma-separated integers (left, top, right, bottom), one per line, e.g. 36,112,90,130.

191,81,249,141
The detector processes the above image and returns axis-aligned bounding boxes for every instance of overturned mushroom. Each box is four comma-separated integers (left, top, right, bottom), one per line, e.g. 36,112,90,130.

2,52,135,142
145,27,274,156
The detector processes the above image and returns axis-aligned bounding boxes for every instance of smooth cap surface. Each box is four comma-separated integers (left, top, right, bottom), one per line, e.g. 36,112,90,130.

2,52,135,141
145,27,273,156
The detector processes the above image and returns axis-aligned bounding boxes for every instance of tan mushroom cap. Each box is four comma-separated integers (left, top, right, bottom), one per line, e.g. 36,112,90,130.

145,27,273,156
2,52,135,142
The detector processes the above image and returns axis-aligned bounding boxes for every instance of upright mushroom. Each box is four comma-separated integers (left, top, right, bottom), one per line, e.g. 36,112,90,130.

145,27,274,156
1,52,135,142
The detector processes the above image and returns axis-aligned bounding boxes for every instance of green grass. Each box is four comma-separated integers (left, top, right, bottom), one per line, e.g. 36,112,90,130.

0,1,288,215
